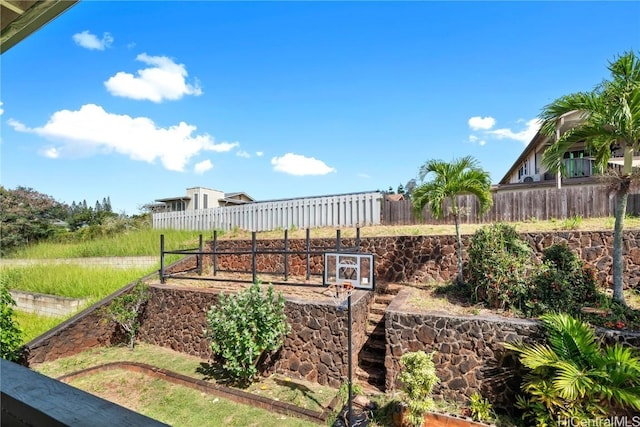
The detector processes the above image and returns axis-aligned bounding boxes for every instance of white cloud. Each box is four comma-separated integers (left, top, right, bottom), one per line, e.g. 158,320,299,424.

256,151,264,157
357,173,371,179
41,147,60,158
468,135,478,142
0,101,4,116
236,150,250,158
194,159,213,174
271,153,336,176
468,116,496,131
487,118,541,144
9,103,238,171
104,53,202,103
479,140,487,146
72,31,113,50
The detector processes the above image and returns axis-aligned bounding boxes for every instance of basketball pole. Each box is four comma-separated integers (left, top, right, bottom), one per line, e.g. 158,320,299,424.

347,293,353,427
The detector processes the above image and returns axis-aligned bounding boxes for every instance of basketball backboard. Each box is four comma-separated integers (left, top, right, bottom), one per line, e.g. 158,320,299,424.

324,252,374,291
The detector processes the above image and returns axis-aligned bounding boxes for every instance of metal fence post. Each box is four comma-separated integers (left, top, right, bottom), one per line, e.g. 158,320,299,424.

160,234,165,284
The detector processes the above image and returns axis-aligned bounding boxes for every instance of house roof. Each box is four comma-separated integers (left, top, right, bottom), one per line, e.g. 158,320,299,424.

223,192,255,201
498,110,585,185
1,0,79,54
155,196,191,203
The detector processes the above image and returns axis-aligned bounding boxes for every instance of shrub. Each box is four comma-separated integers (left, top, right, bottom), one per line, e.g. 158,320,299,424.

505,313,640,423
0,277,23,361
467,223,533,310
104,281,150,350
206,281,290,386
525,243,599,318
468,392,493,422
398,350,439,427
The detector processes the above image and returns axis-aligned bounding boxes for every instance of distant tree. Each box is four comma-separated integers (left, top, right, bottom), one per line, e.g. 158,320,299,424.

540,51,640,306
397,183,405,196
95,200,102,212
412,156,493,285
0,186,68,255
404,179,417,201
387,186,394,194
103,197,112,212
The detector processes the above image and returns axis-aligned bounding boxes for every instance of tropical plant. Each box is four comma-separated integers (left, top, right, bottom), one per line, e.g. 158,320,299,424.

411,156,493,285
539,50,640,306
205,281,290,386
467,223,532,310
505,313,640,425
397,350,440,427
0,277,23,361
104,281,150,350
468,392,493,422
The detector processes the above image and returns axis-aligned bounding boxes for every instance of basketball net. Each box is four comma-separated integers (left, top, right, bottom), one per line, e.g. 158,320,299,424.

326,281,354,311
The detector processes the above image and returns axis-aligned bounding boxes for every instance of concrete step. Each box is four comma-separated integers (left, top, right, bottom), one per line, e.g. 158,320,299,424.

366,322,385,337
367,312,384,324
375,294,396,305
363,338,386,352
370,303,387,316
355,366,385,388
359,349,385,367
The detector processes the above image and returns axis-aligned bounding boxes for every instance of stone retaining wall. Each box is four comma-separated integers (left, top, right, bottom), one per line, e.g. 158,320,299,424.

137,284,372,388
25,281,372,389
205,230,640,289
384,288,640,406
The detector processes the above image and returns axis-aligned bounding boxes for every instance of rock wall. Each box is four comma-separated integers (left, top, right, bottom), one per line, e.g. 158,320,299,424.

384,288,640,406
203,230,640,289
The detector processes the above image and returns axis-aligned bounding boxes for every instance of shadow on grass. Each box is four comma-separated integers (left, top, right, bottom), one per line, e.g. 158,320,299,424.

273,377,324,409
196,361,241,387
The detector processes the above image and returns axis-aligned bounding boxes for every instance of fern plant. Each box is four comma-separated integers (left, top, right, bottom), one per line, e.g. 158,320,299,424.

505,313,640,425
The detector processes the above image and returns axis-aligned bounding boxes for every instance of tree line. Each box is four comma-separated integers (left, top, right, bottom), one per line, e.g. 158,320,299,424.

0,186,143,255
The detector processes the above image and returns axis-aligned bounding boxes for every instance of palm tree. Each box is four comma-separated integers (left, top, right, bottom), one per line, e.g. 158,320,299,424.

411,155,493,285
539,51,640,306
505,313,640,423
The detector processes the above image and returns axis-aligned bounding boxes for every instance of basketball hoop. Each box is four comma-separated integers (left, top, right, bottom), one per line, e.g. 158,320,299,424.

326,281,354,311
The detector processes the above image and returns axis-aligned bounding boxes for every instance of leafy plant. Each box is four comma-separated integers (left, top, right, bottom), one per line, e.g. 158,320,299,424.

104,281,150,350
206,281,290,386
505,313,640,424
525,243,599,318
467,223,533,310
0,277,23,361
561,215,583,230
468,392,493,422
398,350,439,427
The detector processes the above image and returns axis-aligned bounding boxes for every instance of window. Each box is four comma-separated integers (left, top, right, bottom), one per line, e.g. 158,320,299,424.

194,193,199,210
203,194,208,209
518,161,529,180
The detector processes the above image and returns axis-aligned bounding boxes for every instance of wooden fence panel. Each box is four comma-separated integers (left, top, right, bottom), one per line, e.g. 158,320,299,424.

382,182,640,225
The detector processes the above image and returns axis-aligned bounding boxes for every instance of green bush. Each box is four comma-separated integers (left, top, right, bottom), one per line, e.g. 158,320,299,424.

525,243,599,318
1,277,23,361
398,350,439,427
469,392,493,422
467,223,533,310
206,282,290,386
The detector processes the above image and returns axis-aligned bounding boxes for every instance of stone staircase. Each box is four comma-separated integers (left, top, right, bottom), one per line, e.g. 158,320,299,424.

355,283,402,394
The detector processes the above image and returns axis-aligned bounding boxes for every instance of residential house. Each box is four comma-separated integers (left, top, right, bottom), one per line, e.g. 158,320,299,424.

153,187,255,212
498,111,639,187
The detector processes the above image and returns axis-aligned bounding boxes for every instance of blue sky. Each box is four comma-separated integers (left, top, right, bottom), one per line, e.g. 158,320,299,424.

1,1,638,215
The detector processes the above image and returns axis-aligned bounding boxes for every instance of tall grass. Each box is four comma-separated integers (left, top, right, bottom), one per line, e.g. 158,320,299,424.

7,229,208,259
1,265,152,300
15,310,71,344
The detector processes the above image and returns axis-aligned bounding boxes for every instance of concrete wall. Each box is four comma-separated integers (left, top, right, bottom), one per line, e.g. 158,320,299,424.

10,290,88,317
